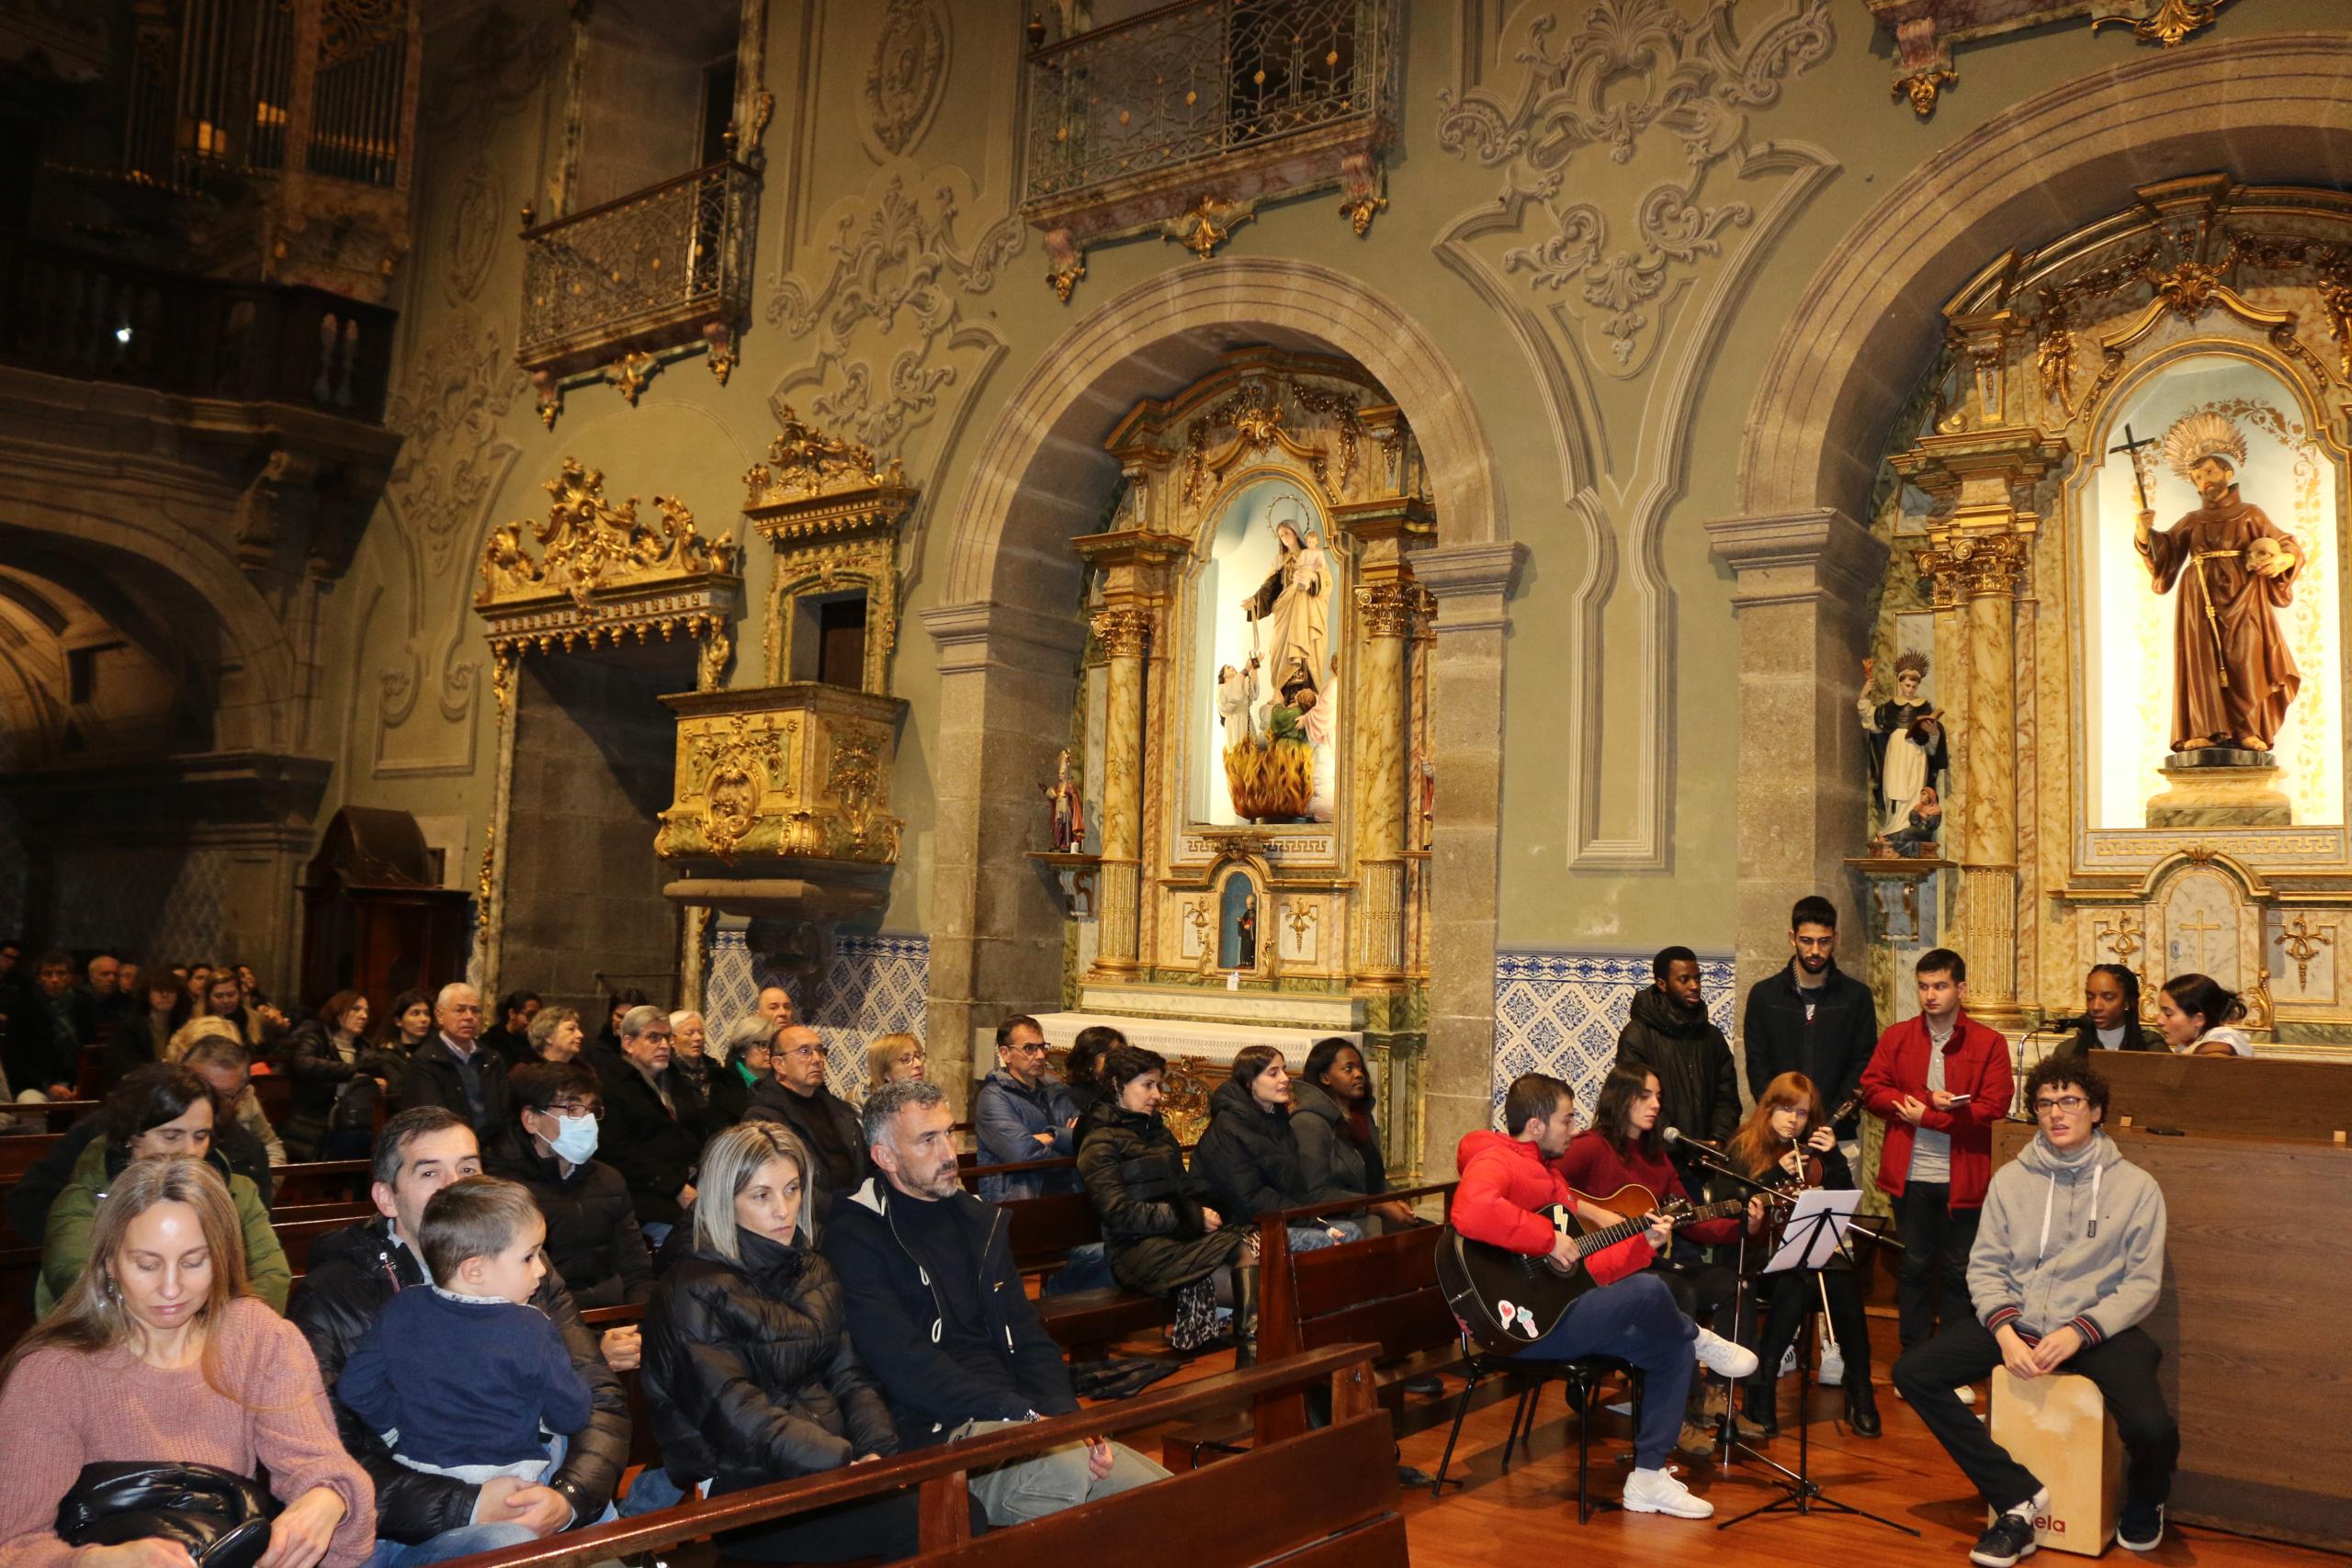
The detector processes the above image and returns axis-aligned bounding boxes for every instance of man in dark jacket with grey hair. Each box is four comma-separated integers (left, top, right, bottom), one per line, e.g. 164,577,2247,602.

825,1079,1168,1523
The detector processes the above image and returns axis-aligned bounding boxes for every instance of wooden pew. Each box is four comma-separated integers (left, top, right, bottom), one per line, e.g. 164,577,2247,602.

1164,1183,1461,1470
2089,1048,2352,1141
962,1155,1176,1359
440,1343,1401,1568
272,1159,373,1205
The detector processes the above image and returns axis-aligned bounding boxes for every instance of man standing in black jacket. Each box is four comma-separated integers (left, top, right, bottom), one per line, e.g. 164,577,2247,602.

1615,945,1740,1188
826,1079,1168,1523
1739,896,1878,1139
288,1106,629,1562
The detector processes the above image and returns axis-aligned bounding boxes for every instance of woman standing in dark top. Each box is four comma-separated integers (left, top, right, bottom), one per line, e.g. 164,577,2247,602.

2059,964,2165,1056
1075,1044,1257,1354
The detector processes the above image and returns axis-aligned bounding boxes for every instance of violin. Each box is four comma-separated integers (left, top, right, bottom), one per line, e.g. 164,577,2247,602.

1766,1092,1860,1196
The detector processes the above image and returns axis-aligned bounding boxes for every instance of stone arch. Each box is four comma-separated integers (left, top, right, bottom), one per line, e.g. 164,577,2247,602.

922,257,1522,1170
1736,30,2352,525
1711,29,2352,1003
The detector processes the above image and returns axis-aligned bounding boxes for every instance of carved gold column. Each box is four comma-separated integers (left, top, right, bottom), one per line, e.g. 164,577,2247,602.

1337,496,1433,987
1354,582,1415,978
1091,604,1152,975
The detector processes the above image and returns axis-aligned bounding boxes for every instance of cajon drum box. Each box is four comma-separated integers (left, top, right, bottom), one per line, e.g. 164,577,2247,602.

1989,1367,2122,1556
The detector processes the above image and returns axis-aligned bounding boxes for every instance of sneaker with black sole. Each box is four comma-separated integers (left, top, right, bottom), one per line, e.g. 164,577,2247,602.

1970,1513,2041,1568
2117,1501,2165,1552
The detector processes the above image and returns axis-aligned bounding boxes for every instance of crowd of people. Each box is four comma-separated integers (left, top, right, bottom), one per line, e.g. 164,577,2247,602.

0,905,2226,1565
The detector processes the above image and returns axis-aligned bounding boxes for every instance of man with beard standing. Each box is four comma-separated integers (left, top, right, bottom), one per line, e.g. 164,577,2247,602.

1614,946,1738,1190
1740,896,1877,1144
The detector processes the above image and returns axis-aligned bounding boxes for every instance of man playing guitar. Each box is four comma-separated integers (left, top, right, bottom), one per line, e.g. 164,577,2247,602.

1893,1055,2176,1565
1449,1073,1758,1520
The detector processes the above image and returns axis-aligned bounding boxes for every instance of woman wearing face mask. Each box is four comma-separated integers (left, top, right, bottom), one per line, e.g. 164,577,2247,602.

40,1065,291,1315
0,1156,375,1568
487,1063,655,1325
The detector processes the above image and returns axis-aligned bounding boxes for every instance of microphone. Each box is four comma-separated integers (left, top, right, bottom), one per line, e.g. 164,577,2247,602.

2039,1013,2093,1033
1662,1126,1725,1156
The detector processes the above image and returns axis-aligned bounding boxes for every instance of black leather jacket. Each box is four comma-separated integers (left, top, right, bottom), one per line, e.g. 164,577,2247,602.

640,1227,897,1492
287,1217,628,1541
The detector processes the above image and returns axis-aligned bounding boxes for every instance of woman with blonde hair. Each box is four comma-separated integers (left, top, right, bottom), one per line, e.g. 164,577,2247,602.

641,1122,961,1561
0,1156,374,1568
1725,1071,1880,1440
864,1032,925,1099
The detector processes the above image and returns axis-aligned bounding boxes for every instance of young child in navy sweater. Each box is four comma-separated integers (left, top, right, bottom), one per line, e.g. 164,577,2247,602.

338,1175,592,1482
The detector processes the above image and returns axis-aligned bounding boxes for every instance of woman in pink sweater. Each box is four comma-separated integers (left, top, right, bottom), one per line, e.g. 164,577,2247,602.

0,1156,374,1568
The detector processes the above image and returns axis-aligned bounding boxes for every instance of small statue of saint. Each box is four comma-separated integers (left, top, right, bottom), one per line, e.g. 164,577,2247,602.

1039,748,1084,852
1881,784,1944,859
2133,412,2301,752
1858,650,1949,837
1235,905,1258,969
1216,656,1261,744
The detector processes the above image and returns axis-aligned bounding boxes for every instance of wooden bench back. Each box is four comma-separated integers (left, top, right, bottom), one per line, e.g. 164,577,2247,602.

1256,1183,1460,1371
446,1344,1396,1568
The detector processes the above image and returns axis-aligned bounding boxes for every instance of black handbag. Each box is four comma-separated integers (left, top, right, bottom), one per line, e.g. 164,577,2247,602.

56,1462,281,1568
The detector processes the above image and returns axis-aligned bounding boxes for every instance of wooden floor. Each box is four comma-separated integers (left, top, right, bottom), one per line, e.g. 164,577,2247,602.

1136,1318,2338,1568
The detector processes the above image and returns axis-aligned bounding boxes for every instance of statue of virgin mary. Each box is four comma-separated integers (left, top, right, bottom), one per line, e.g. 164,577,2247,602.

1239,499,1329,709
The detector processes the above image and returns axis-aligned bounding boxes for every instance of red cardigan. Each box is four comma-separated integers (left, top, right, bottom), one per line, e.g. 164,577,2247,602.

1552,1130,1742,1247
1451,1131,1650,1286
1858,1007,2014,1209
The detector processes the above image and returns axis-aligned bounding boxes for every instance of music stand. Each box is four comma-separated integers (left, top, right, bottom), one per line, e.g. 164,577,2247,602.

1718,1190,1918,1537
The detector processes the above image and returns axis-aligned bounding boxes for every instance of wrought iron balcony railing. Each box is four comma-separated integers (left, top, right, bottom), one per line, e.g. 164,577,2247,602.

0,235,394,419
517,158,760,382
1024,0,1396,200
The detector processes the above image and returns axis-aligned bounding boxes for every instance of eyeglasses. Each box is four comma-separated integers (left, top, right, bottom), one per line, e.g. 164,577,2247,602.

2033,1095,2089,1115
547,1100,603,1118
782,1043,823,1060
1006,1043,1047,1056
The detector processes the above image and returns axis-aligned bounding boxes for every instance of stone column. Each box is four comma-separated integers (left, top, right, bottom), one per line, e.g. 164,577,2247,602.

920,601,1091,1113
1410,540,1526,1180
1091,605,1152,975
1705,508,1892,1057
1352,581,1416,978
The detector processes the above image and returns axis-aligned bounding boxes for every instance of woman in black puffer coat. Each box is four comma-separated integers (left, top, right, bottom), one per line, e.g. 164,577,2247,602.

1075,1044,1256,1354
1192,1046,1361,1253
641,1120,982,1561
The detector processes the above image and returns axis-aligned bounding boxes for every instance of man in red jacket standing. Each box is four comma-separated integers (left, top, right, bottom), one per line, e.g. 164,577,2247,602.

1860,949,2014,1396
1450,1073,1757,1519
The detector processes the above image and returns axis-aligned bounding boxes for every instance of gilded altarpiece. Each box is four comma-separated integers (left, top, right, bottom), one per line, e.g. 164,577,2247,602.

1865,176,2352,1053
1045,350,1436,1171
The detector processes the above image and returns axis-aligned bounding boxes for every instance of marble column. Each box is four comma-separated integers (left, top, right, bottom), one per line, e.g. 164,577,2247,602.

1922,530,2030,1026
1353,581,1416,978
1705,508,1892,1063
1091,605,1152,976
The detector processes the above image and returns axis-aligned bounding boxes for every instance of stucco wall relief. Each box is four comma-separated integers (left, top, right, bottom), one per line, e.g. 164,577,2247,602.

862,0,950,163
1434,0,1840,871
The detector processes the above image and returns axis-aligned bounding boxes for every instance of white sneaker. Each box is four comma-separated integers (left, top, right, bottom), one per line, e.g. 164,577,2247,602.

1818,1339,1845,1388
1623,1464,1713,1519
1778,1345,1798,1378
1692,1326,1759,1380
1956,1383,1977,1406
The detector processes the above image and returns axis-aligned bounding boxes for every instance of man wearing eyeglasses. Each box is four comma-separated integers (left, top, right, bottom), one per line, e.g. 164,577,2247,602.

745,1022,869,1201
588,1004,712,1249
1894,1055,2176,1566
973,1015,1081,1202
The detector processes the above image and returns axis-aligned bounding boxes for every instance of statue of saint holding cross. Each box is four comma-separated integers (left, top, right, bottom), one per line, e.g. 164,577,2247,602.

2119,412,2303,753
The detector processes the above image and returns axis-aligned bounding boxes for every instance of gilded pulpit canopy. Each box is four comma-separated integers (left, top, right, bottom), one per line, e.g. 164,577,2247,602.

2130,412,2301,753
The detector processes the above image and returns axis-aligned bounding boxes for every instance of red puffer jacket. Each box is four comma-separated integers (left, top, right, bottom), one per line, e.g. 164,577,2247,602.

1451,1130,1650,1286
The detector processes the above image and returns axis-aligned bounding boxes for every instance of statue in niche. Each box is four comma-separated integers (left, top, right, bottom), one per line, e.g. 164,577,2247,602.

1039,748,1085,852
1216,490,1336,823
1239,509,1329,705
1857,650,1949,837
2131,412,2302,753
1218,874,1259,970
1216,657,1261,744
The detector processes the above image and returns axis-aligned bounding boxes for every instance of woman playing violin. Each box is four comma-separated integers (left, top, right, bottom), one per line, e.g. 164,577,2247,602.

1724,1072,1882,1440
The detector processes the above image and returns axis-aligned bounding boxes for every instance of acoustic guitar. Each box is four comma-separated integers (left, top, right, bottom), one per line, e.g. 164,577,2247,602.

1436,1182,1753,1354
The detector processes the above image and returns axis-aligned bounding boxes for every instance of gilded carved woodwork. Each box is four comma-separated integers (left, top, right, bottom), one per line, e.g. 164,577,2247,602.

656,685,908,867
1864,1,2233,118
474,459,742,698
744,406,916,695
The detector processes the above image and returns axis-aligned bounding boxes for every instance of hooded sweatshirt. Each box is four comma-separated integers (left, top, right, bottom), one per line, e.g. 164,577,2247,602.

1451,1130,1651,1289
1969,1129,2165,1349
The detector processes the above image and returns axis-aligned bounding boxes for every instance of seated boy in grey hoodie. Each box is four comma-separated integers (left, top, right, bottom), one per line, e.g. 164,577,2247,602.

1894,1055,2177,1568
